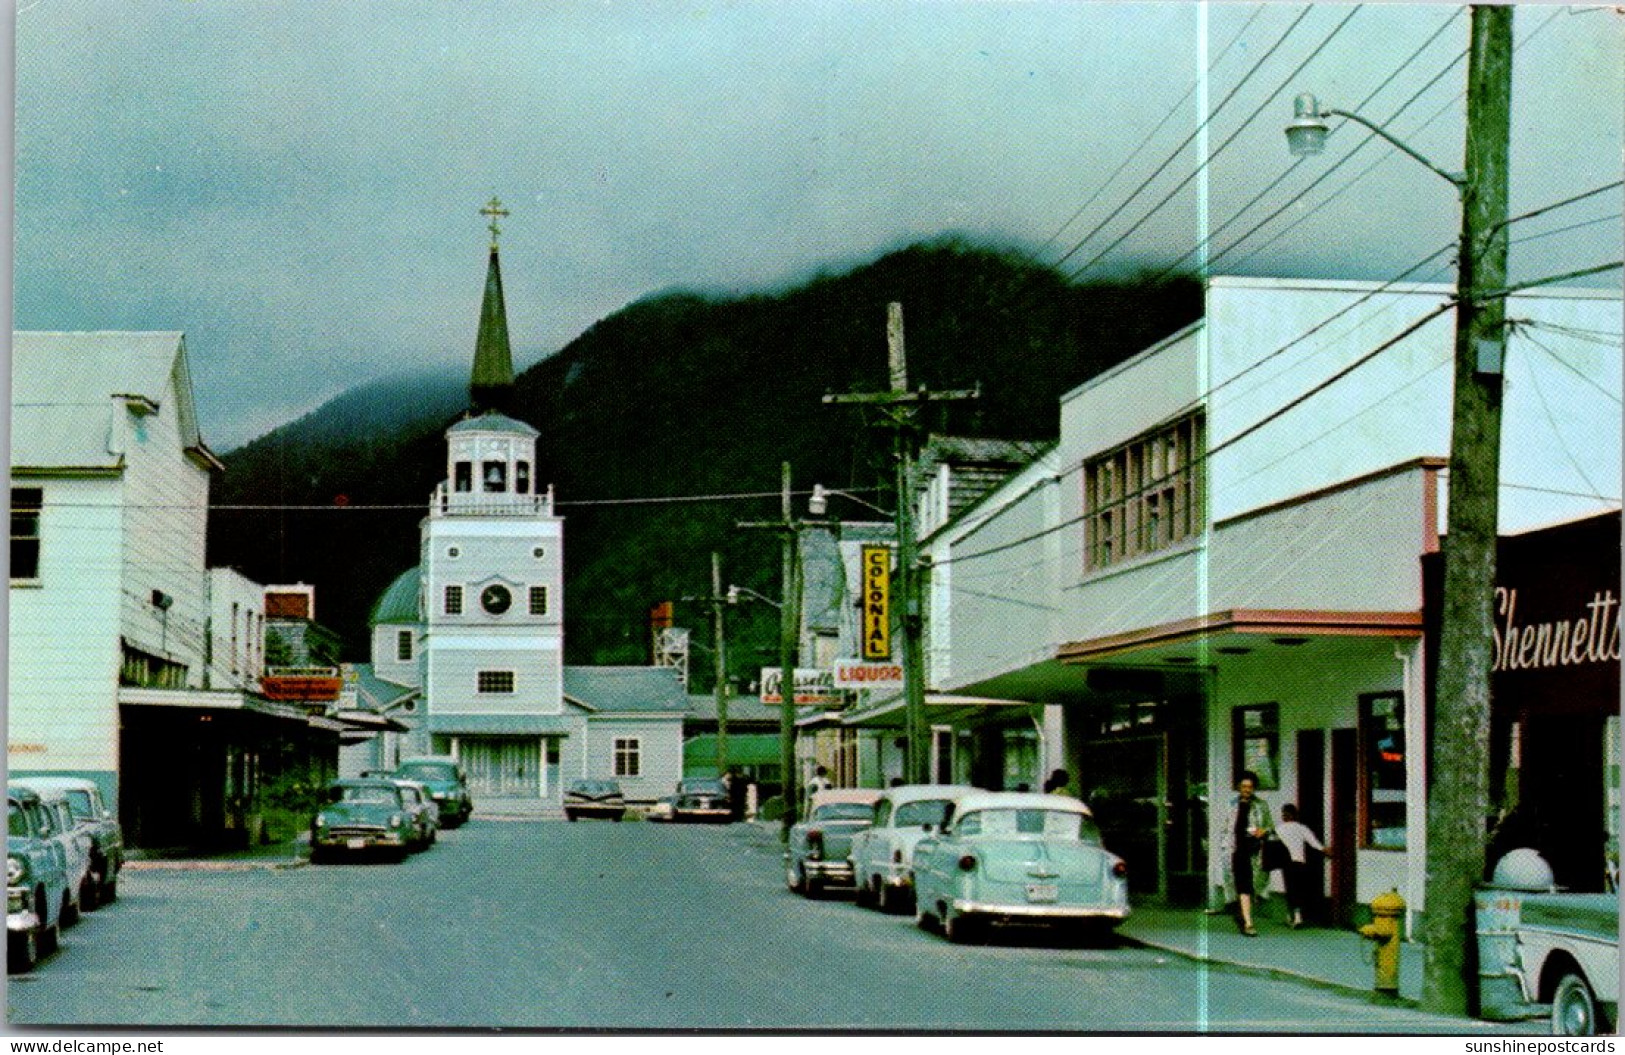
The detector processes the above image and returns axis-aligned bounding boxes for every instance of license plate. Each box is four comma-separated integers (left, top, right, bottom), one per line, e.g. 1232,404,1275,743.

1026,883,1058,903
347,838,366,850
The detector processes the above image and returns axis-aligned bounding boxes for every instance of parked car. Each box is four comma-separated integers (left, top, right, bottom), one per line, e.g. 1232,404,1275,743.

912,791,1129,944
644,797,675,823
309,778,416,863
8,781,89,929
564,780,627,822
672,778,731,823
785,788,880,897
7,788,72,972
18,776,122,908
850,783,977,912
391,779,439,851
393,756,473,828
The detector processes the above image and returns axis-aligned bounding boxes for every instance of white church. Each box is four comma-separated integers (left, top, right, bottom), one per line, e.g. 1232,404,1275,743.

352,203,685,811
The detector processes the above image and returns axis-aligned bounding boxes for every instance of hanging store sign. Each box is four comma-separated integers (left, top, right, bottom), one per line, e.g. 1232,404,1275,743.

861,545,893,660
834,659,904,690
759,667,840,705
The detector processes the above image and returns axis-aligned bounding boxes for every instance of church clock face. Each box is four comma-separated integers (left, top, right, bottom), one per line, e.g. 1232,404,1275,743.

480,584,512,615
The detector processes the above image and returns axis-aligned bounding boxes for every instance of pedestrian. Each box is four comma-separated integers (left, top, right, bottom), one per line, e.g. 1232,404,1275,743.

1043,769,1070,795
804,765,832,808
727,766,748,821
1222,770,1274,936
1274,803,1330,929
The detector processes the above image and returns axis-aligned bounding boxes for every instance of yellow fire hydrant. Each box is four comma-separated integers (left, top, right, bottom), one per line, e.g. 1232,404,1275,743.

1359,888,1406,995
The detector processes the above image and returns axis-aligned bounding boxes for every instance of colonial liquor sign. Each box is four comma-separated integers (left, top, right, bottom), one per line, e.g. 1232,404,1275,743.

861,544,893,661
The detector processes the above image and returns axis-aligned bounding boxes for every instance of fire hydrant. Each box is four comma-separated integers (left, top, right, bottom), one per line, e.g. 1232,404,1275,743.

1359,888,1406,995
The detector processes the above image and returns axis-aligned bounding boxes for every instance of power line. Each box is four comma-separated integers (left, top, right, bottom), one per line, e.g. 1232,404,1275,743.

1512,326,1623,407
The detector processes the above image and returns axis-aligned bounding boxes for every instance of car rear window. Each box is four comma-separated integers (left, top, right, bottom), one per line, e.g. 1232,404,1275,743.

812,803,874,823
956,808,1100,841
8,802,28,838
332,785,398,805
398,763,457,782
65,790,95,820
894,799,952,828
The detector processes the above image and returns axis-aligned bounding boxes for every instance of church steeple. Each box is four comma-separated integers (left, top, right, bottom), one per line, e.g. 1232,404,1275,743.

470,197,515,414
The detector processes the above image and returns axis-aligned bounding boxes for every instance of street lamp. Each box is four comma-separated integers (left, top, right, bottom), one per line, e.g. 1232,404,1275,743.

1286,8,1512,1015
808,484,894,519
726,584,782,609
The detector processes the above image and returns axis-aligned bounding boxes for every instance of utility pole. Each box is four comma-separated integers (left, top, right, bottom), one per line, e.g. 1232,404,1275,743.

739,462,808,837
825,303,977,783
711,551,730,779
1421,4,1513,1017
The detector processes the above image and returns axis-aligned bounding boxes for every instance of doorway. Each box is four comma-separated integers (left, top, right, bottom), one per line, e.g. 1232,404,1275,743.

463,738,540,799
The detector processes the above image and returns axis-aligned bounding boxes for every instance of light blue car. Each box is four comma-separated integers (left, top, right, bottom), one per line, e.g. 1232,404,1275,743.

912,791,1129,944
850,784,977,913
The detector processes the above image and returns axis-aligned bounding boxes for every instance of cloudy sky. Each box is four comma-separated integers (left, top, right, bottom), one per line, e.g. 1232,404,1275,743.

14,1,1622,450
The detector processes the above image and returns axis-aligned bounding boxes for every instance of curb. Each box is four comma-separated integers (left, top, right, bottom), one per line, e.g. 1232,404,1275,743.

1116,932,1418,1010
123,858,308,872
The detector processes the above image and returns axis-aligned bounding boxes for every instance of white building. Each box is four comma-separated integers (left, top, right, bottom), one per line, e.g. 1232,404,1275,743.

10,332,339,848
922,276,1621,923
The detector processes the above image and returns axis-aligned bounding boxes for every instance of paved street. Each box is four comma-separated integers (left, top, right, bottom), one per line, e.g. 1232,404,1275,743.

11,819,1499,1032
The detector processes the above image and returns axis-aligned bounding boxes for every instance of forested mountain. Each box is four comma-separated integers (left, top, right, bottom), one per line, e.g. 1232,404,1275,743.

208,239,1201,676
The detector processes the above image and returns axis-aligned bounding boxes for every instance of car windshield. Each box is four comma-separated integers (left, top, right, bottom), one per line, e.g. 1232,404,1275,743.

893,799,953,828
65,790,96,820
955,808,1099,841
812,803,874,823
680,780,724,795
398,763,457,782
331,785,397,805
8,802,29,837
571,782,618,795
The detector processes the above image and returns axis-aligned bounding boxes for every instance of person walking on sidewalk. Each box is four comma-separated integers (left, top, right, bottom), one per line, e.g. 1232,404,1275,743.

1274,803,1330,929
1222,771,1274,936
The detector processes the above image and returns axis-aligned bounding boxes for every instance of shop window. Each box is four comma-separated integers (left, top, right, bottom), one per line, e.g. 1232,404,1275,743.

454,462,473,493
11,487,42,581
1231,703,1280,791
1084,413,1204,571
444,585,463,616
476,670,515,694
614,738,641,778
1360,692,1407,850
482,461,507,493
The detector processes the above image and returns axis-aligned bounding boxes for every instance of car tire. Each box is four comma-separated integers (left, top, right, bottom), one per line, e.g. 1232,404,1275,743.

914,901,937,933
943,908,981,945
786,861,805,895
854,874,874,908
80,874,100,913
309,846,328,865
804,872,823,899
566,812,578,822
1552,971,1603,1036
61,891,80,928
102,878,118,904
8,929,39,974
37,907,59,956
878,881,905,915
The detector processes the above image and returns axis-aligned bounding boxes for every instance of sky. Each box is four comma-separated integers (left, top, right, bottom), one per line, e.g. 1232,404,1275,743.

13,1,1623,450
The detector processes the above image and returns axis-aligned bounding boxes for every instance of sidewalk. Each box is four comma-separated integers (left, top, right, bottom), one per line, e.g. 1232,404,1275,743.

123,834,309,871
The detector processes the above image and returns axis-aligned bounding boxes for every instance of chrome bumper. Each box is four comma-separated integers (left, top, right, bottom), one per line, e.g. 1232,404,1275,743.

803,859,857,882
953,898,1130,921
8,886,40,932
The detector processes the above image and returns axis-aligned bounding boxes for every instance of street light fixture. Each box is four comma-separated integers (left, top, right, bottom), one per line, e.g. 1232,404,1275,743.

726,584,782,609
1285,93,1464,189
808,484,894,519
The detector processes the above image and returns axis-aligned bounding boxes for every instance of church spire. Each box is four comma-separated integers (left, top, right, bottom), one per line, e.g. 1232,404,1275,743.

470,196,515,414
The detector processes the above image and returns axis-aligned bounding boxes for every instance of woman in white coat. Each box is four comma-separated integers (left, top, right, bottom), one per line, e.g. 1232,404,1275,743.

1221,770,1274,935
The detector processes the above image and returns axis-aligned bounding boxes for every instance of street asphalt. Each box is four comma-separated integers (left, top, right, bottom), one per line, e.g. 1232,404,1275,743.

6,818,1526,1033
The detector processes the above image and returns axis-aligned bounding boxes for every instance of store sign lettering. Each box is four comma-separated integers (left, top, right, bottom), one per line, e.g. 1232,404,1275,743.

1493,587,1622,672
861,545,893,661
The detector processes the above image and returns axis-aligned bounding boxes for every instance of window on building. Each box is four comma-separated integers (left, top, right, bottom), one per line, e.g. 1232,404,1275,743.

1084,413,1204,571
11,487,42,581
396,629,413,662
1360,692,1407,850
1231,703,1280,791
516,461,531,494
454,462,472,493
529,585,548,616
476,670,515,694
482,461,507,493
613,738,642,778
444,585,463,616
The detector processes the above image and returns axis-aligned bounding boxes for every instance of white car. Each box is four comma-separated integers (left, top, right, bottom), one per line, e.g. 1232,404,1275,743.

849,784,976,912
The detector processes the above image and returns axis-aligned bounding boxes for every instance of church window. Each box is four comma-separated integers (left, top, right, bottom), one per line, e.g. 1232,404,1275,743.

613,738,642,778
454,462,472,493
516,461,531,494
11,487,42,581
529,586,548,616
443,585,463,615
396,630,413,662
482,461,507,492
477,670,515,694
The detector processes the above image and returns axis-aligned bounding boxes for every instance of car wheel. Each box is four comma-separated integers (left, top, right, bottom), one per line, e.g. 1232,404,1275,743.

37,908,59,956
80,873,100,913
943,908,981,945
914,900,937,933
1552,971,1602,1036
804,872,823,899
102,878,118,904
786,861,805,894
8,929,38,974
61,891,80,929
878,881,905,915
309,846,328,865
853,874,873,908
566,812,578,822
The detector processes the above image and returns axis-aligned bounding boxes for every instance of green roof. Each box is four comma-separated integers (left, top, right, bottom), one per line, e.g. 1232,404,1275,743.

470,247,515,412
683,733,784,769
446,410,538,437
369,567,421,626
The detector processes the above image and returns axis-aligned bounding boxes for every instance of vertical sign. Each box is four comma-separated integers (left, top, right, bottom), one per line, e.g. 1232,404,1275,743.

862,545,892,661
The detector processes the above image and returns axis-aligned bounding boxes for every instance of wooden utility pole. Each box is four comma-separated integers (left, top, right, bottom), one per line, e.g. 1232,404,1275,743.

1421,4,1513,1017
825,303,977,783
710,551,729,780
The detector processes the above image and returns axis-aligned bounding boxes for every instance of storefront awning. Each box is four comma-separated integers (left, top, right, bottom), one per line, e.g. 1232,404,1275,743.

119,686,318,726
840,692,1036,728
1057,608,1424,666
683,733,782,768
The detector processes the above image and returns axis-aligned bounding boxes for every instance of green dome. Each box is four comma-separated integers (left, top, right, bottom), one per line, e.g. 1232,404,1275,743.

369,566,421,626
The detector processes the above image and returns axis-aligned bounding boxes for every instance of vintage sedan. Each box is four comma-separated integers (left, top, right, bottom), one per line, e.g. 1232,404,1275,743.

394,756,473,828
785,788,881,897
9,781,89,928
672,778,732,823
20,776,122,908
392,779,439,851
564,779,627,822
7,789,72,972
309,778,416,863
912,791,1129,943
850,783,977,912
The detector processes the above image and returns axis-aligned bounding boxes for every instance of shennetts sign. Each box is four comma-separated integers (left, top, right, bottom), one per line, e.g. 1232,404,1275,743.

759,667,840,705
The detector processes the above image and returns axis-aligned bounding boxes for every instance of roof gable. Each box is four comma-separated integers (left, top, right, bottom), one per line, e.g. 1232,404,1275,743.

563,666,688,714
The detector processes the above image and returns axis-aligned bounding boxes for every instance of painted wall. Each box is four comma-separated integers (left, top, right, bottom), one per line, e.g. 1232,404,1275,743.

206,567,265,691
370,623,422,688
567,717,683,803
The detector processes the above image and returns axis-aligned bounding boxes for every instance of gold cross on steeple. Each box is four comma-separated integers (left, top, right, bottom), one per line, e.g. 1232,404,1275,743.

480,196,510,249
